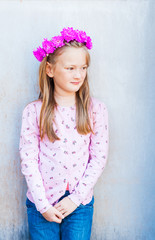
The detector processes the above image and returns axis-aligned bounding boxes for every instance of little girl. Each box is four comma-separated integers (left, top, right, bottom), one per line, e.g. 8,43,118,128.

19,27,109,240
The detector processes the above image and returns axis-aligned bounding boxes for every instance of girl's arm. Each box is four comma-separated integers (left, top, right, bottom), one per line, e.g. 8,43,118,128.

67,101,109,206
19,103,51,214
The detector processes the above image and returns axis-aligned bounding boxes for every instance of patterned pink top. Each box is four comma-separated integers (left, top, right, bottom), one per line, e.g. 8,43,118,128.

19,97,109,214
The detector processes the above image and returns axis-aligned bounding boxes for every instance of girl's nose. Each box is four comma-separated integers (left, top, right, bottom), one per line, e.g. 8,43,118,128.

74,69,81,78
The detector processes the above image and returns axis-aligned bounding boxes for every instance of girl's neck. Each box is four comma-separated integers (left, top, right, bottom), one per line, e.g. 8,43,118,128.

54,91,76,107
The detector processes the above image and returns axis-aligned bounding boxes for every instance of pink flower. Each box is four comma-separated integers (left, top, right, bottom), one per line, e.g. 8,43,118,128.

60,27,76,42
75,30,87,43
85,36,93,49
42,38,55,54
33,47,46,62
51,35,65,48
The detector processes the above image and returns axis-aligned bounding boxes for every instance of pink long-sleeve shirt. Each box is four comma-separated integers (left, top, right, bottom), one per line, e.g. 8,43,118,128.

19,97,109,214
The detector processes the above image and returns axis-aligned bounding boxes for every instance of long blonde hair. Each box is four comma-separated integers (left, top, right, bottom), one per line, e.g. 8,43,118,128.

38,40,94,142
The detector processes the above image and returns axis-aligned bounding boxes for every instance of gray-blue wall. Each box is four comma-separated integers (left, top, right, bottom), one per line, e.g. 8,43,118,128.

0,1,154,239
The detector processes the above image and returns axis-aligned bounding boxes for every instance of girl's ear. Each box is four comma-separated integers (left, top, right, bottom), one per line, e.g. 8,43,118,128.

46,62,54,78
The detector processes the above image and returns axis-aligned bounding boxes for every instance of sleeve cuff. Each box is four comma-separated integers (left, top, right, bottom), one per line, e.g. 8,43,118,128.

39,202,52,214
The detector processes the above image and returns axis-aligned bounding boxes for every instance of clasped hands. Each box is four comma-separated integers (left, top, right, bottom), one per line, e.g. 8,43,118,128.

42,196,78,223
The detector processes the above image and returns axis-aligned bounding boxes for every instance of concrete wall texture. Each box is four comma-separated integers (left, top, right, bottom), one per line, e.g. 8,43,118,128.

0,0,154,239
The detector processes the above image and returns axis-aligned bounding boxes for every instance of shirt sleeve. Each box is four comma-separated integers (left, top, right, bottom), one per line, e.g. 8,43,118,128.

19,102,51,214
68,101,109,207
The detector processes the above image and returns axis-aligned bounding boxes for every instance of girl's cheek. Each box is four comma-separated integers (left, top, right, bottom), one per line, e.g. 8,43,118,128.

83,72,87,79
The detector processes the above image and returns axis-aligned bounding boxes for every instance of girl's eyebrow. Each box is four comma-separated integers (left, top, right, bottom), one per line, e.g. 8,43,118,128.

65,64,88,67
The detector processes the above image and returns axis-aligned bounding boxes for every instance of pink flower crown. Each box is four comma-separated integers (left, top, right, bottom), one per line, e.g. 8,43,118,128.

33,27,93,62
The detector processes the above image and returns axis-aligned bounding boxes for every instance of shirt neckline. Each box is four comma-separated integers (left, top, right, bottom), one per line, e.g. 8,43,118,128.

57,103,76,109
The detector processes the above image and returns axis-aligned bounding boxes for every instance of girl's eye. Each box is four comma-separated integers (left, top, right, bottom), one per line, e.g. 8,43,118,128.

67,67,74,70
82,67,87,70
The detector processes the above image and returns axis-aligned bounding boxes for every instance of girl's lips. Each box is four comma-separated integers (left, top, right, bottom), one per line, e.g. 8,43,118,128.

71,82,80,85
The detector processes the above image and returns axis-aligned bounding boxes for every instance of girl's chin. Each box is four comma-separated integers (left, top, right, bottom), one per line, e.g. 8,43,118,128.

68,85,81,91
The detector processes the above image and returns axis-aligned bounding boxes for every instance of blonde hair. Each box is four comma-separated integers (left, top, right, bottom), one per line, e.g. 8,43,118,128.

38,40,94,142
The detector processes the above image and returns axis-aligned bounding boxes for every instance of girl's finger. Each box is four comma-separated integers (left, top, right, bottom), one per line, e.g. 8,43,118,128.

60,209,67,215
54,203,61,208
57,207,65,212
55,209,64,219
52,215,62,224
63,211,69,218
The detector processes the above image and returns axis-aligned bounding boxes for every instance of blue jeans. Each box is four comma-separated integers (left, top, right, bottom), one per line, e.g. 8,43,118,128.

26,190,94,240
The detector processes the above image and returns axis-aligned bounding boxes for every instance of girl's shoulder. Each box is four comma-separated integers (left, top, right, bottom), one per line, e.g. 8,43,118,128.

90,96,108,112
89,97,108,125
23,99,42,109
22,99,42,116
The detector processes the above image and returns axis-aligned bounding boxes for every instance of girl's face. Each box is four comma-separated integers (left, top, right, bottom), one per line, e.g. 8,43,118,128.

47,47,88,96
